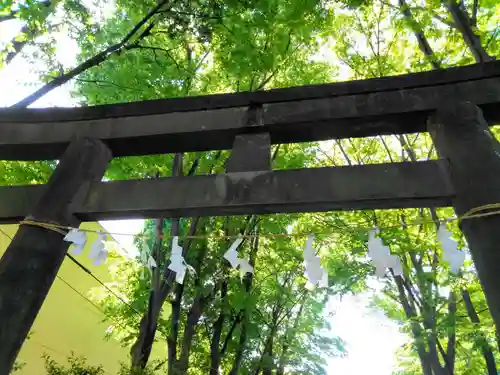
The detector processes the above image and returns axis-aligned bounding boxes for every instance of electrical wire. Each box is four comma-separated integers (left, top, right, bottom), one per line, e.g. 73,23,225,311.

66,253,141,316
0,226,141,317
0,228,170,346
30,338,111,374
55,275,141,336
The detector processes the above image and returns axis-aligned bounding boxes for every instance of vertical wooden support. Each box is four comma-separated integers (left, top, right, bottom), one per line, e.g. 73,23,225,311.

428,101,500,333
225,102,271,173
225,133,271,172
0,138,111,375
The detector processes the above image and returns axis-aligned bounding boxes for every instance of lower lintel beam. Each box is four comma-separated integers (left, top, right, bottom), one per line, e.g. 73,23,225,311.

0,160,454,223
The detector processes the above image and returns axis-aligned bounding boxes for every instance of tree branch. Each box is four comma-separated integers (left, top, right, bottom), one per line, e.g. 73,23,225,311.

220,313,242,357
397,0,442,69
446,0,493,63
393,273,433,375
12,0,173,107
462,289,498,375
229,231,260,375
75,78,143,92
380,0,456,28
167,281,184,374
471,0,479,27
446,291,457,374
209,280,227,375
0,0,51,23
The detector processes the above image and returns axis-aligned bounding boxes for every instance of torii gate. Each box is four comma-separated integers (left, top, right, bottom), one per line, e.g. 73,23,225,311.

1,61,500,374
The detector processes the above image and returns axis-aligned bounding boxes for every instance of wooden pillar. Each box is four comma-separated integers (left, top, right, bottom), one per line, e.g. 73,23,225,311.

428,101,500,332
0,138,111,375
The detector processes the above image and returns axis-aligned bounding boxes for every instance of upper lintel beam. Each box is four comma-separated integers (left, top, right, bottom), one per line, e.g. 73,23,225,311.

1,61,499,160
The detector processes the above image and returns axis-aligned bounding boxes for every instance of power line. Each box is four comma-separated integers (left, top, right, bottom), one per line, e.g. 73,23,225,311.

55,274,139,335
32,339,68,358
0,227,173,362
30,339,111,374
0,227,172,340
66,253,141,316
0,226,141,317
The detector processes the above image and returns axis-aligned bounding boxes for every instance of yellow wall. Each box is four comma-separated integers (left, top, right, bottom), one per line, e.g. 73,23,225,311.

0,223,166,374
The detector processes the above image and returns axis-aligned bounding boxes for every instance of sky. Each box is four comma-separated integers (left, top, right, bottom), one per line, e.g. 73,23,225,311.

0,13,407,375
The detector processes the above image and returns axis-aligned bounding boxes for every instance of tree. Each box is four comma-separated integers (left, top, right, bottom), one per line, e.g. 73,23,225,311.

322,1,500,374
73,3,344,372
0,0,93,71
3,0,500,373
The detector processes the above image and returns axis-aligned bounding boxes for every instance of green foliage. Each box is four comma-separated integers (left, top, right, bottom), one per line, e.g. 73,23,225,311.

10,359,25,374
3,0,500,374
0,161,55,185
42,355,162,375
43,354,105,375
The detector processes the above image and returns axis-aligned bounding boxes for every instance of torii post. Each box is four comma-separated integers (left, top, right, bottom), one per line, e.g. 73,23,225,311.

429,101,500,346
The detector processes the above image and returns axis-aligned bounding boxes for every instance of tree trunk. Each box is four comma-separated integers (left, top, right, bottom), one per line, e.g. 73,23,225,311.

167,282,184,375
446,292,457,374
254,271,297,375
398,0,441,69
277,302,305,375
406,251,446,375
394,275,433,375
131,155,184,370
261,330,275,375
130,291,163,370
276,342,287,375
255,306,279,375
210,280,228,375
445,0,493,62
229,234,259,375
172,217,212,375
131,218,171,369
220,314,242,358
131,222,180,369
177,293,213,374
229,314,248,375
462,289,498,375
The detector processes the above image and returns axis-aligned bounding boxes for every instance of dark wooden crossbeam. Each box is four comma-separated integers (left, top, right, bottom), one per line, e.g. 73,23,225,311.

0,61,499,161
0,160,453,223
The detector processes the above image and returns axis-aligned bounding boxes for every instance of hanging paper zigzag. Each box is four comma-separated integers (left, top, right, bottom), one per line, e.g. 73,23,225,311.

367,229,403,277
437,225,465,274
63,230,109,266
223,237,254,279
303,235,328,288
138,243,157,282
89,233,109,266
64,228,87,255
62,224,464,281
167,236,195,284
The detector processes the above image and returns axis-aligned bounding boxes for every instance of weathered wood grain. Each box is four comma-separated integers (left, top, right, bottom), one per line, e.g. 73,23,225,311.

0,161,454,223
1,60,499,123
0,65,499,160
225,133,271,172
429,101,500,343
0,139,111,375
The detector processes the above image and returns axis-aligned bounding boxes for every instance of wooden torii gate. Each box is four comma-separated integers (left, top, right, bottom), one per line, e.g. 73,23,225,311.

1,61,500,374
